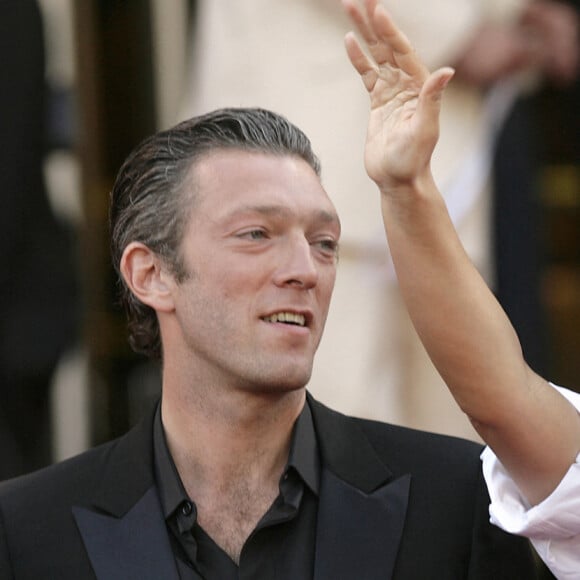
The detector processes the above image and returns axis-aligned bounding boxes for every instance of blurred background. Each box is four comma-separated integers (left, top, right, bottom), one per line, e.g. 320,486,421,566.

2,0,579,477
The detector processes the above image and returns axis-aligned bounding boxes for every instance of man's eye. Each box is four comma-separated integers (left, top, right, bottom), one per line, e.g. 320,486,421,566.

239,229,267,240
315,239,339,254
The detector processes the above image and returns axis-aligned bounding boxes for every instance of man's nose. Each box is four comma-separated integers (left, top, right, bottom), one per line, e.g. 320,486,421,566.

273,237,319,289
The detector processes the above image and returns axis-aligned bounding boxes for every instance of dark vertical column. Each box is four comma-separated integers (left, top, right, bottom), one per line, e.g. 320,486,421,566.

73,0,157,444
533,0,580,392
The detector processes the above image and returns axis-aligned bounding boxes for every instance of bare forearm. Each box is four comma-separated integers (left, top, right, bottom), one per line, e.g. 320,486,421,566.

381,173,524,413
380,173,580,504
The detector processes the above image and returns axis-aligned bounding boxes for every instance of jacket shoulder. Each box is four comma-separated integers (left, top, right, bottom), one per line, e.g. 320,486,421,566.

0,437,119,511
354,415,484,468
309,394,484,474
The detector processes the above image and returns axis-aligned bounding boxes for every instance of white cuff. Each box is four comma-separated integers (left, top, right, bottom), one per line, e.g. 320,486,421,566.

481,384,580,579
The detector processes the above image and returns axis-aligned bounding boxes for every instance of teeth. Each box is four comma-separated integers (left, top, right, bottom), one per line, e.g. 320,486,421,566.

263,312,306,326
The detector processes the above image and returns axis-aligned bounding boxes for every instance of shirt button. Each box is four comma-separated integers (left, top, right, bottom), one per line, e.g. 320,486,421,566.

181,501,193,516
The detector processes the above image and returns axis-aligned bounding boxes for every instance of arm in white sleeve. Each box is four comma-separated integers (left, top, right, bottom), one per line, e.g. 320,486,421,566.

482,384,580,579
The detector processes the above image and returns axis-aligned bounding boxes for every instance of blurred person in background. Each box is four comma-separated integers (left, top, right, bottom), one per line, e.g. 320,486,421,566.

181,0,579,440
0,0,79,479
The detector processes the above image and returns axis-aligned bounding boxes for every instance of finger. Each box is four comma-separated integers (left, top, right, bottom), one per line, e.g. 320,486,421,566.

371,4,412,56
415,67,455,133
343,0,378,47
372,5,429,79
343,0,395,67
344,32,379,92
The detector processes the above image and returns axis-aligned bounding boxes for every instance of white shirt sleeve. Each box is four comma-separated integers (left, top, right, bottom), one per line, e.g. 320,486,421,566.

481,384,580,579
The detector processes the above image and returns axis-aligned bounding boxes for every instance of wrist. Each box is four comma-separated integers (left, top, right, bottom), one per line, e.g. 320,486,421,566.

377,168,439,204
378,169,449,233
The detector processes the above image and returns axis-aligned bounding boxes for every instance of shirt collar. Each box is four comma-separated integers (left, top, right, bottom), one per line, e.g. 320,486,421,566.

153,398,320,520
286,401,320,496
153,403,188,519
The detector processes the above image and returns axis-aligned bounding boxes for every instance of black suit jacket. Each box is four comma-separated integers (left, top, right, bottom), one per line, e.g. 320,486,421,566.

0,395,539,579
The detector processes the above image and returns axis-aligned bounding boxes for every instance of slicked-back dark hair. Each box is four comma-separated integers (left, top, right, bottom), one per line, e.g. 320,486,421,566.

109,107,321,359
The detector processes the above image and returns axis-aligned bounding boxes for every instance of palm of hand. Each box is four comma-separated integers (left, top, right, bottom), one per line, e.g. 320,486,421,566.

364,73,433,187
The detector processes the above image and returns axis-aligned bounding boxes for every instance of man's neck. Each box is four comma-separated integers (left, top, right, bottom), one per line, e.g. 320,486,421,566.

161,385,304,494
160,385,305,563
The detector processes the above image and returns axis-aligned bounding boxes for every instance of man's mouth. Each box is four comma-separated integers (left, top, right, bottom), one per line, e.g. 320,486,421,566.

261,312,306,327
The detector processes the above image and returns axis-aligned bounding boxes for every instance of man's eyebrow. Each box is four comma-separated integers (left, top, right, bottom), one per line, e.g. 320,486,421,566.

224,204,340,226
228,204,291,217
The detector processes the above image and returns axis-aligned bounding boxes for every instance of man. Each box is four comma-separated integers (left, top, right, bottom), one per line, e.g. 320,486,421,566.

0,8,544,580
343,0,580,577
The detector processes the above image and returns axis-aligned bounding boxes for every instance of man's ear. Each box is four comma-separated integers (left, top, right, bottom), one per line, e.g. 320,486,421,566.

119,242,175,313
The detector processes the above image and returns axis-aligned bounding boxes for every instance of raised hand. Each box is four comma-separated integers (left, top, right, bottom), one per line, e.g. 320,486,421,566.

342,0,454,191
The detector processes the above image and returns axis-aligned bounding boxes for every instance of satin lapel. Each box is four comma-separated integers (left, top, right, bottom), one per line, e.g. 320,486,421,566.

73,486,179,580
313,470,410,580
73,402,178,580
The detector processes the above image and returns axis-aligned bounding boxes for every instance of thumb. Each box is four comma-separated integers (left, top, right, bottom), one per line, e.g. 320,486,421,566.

416,67,455,131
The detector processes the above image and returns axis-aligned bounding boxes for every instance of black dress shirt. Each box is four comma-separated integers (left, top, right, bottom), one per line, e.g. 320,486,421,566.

153,402,320,579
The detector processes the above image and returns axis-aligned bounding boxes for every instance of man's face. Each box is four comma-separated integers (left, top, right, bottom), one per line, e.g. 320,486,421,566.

166,150,340,395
